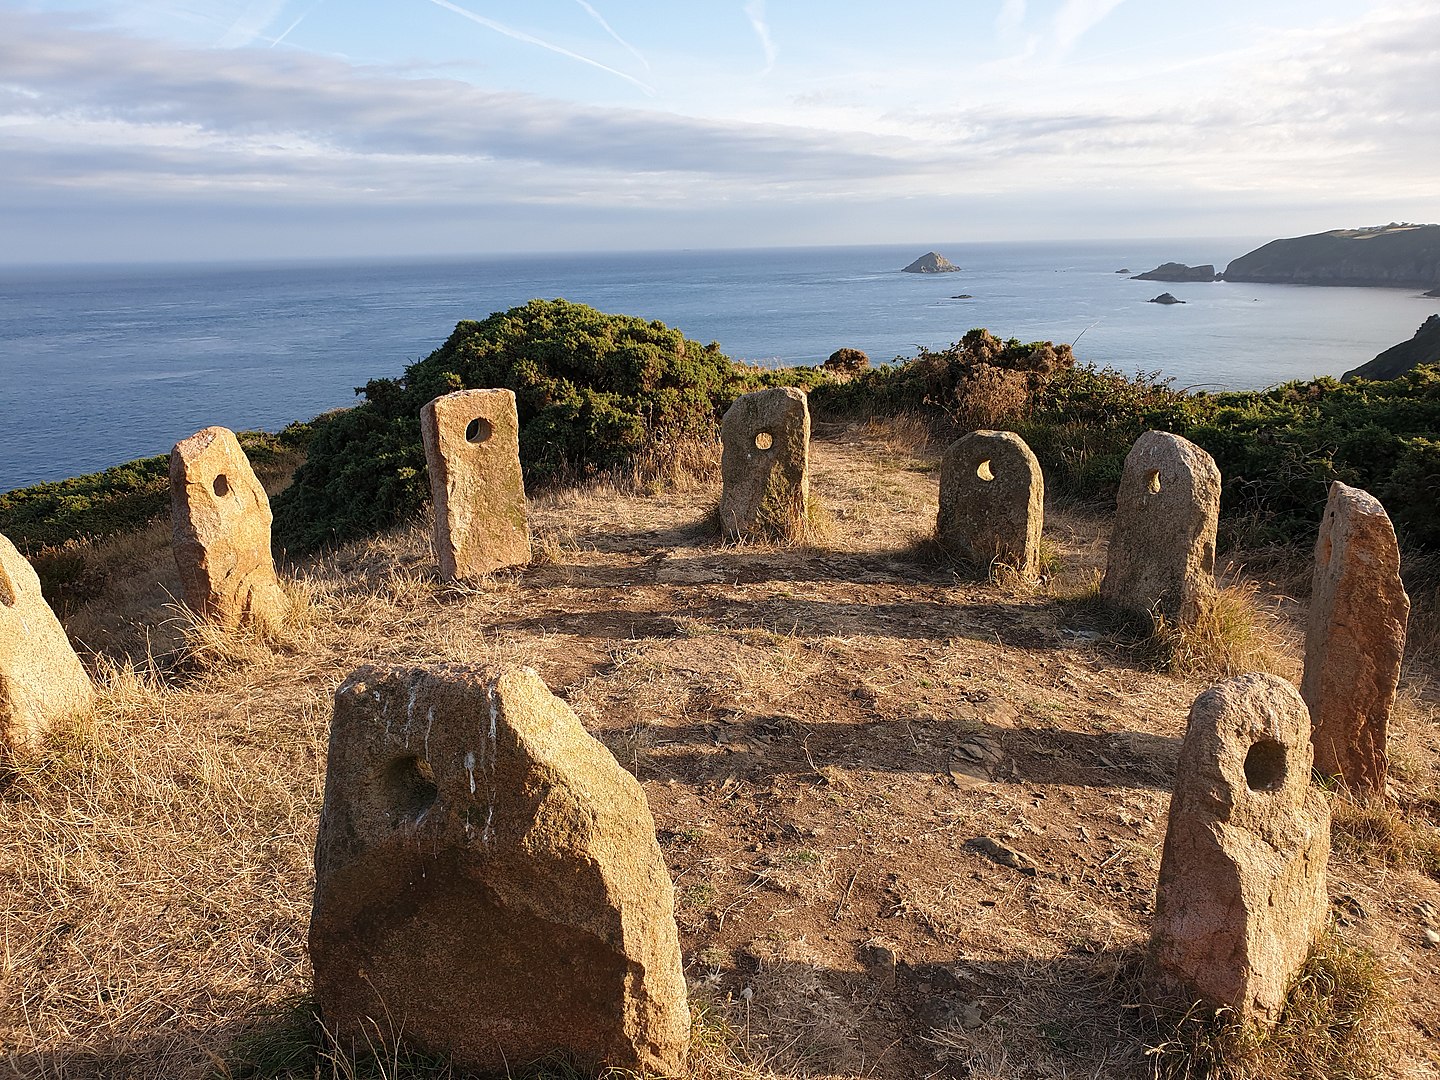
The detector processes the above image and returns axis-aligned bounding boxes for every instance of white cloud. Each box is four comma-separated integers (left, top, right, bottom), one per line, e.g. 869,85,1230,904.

744,0,777,74
1052,0,1128,56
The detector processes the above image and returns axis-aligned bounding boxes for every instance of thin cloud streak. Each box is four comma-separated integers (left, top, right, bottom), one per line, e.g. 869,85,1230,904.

744,0,777,73
420,0,655,95
1052,0,1128,56
573,0,648,71
270,0,325,47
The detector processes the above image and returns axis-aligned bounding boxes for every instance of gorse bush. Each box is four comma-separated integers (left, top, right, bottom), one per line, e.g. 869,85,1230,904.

272,299,808,553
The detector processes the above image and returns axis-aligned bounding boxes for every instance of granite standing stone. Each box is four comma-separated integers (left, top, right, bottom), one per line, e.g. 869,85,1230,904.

310,664,690,1077
1152,673,1330,1027
170,426,288,628
720,387,810,541
0,532,94,757
1300,482,1409,795
1100,430,1220,625
936,430,1044,577
420,389,530,581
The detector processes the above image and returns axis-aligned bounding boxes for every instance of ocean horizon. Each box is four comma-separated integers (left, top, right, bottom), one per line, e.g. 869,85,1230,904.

3,239,1436,493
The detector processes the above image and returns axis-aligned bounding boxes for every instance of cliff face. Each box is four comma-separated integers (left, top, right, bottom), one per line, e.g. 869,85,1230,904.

1224,225,1440,288
1342,314,1440,381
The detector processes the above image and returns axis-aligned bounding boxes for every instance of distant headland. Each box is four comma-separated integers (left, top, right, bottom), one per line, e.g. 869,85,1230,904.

1222,223,1440,289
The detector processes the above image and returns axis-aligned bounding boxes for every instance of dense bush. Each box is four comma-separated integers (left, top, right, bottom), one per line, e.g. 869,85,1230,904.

271,299,813,553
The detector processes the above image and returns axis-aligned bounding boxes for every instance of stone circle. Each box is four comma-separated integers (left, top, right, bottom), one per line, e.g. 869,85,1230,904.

719,387,811,541
936,430,1044,577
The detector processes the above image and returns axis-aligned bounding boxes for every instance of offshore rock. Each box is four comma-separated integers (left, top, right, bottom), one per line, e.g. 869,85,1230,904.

936,430,1044,578
311,664,690,1076
420,388,530,581
1152,673,1330,1027
1300,482,1409,795
0,531,94,757
170,426,287,628
1132,262,1218,282
1100,431,1220,626
720,387,811,541
902,251,960,273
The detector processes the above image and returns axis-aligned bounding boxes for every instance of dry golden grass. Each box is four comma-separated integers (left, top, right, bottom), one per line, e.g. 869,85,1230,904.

3,421,1438,1080
1147,580,1295,680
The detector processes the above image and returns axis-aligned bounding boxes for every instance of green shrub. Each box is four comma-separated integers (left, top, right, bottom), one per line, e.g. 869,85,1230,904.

271,299,791,554
0,425,313,553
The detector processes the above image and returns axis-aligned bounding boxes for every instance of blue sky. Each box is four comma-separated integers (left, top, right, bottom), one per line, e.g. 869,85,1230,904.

2,0,1437,262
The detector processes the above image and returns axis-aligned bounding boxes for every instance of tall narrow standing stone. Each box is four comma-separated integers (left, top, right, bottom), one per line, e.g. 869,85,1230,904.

937,430,1044,577
1300,482,1409,795
720,387,810,541
0,532,94,757
1100,430,1220,625
1152,673,1330,1027
311,664,690,1076
420,389,530,581
171,426,288,628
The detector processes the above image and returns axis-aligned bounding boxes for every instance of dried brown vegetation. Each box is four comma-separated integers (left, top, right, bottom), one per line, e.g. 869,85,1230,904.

3,422,1439,1080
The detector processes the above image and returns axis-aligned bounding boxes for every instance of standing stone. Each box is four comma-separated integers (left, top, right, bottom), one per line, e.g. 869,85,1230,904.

310,664,690,1077
720,387,810,541
170,426,287,628
1152,673,1330,1027
936,430,1044,577
1100,430,1220,625
1300,482,1409,795
0,532,94,756
420,389,530,581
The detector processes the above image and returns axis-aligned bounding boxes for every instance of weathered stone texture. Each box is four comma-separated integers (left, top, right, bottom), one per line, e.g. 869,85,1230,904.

420,389,530,581
1300,482,1409,794
937,430,1044,577
170,426,287,628
1152,673,1330,1027
1100,430,1220,625
0,532,94,756
720,387,810,541
310,664,690,1077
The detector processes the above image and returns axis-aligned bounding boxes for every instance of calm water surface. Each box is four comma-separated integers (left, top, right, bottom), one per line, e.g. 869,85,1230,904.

1,241,1435,491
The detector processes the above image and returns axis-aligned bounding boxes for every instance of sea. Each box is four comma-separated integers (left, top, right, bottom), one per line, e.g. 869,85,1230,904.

2,240,1436,493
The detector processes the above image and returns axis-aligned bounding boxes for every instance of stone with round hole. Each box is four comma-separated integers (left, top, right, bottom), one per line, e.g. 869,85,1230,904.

311,663,690,1076
420,388,530,581
1100,430,1220,626
0,530,94,758
936,430,1044,577
719,387,810,541
1152,672,1330,1028
1301,481,1409,795
170,425,288,628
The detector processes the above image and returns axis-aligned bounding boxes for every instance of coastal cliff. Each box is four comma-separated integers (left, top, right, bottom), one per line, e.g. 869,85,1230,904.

1343,314,1440,381
1224,224,1440,288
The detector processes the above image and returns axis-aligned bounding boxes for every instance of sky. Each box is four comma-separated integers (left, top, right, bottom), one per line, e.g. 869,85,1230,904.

1,0,1437,263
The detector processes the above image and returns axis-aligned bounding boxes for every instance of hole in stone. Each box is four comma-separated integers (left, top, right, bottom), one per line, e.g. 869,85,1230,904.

1243,740,1287,792
387,755,439,818
976,459,995,482
0,565,15,607
755,432,773,451
465,417,493,444
213,474,230,498
1146,470,1161,495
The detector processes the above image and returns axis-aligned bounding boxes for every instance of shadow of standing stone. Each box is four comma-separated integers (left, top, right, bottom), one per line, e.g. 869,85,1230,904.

1152,673,1329,1027
170,426,288,628
1100,431,1219,626
936,430,1044,578
720,387,810,542
0,531,94,758
1301,482,1409,795
420,389,531,582
310,664,690,1076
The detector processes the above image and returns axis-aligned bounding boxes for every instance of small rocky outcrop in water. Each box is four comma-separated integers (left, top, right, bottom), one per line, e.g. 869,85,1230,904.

1115,268,1131,274
902,251,960,273
1148,293,1185,305
1133,263,1218,282
1342,314,1440,381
